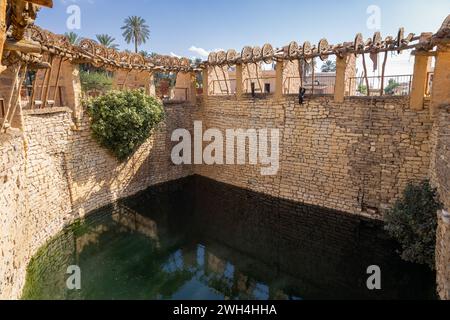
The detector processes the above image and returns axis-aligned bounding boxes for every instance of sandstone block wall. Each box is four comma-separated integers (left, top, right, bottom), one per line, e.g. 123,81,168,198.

430,104,450,300
195,95,433,217
0,102,194,299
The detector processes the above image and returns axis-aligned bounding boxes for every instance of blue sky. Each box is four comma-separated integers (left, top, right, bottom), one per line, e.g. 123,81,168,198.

37,0,449,59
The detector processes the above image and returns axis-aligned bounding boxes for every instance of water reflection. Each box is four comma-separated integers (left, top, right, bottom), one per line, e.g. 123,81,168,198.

22,176,436,300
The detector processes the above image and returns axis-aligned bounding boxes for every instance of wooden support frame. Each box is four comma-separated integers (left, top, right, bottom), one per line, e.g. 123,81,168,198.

42,55,55,107
235,64,243,99
274,60,284,100
52,57,64,105
0,63,27,132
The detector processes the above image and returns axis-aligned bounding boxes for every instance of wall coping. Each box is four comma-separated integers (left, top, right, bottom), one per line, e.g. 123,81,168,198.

22,107,72,116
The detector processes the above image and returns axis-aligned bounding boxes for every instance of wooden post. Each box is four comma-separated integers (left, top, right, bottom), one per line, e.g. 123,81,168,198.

189,72,197,104
236,64,243,99
29,70,39,108
275,60,284,100
410,52,432,110
202,67,209,98
7,64,28,129
334,56,347,103
0,64,21,131
52,57,64,104
0,0,7,74
42,55,54,107
430,45,450,117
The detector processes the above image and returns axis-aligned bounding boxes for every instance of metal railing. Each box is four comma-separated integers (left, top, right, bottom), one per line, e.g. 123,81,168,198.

347,74,413,97
210,79,236,96
284,75,336,95
426,72,434,97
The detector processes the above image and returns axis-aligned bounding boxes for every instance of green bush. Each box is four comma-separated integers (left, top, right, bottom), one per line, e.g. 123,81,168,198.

86,90,164,161
385,180,442,270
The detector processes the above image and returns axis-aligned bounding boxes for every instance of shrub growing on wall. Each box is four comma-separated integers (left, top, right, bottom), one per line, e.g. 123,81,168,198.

385,180,442,270
86,89,164,161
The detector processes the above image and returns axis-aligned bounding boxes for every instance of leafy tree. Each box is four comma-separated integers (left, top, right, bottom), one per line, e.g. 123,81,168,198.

357,84,368,95
121,16,150,53
80,70,113,94
385,180,442,270
96,34,119,49
86,90,164,161
65,32,80,45
321,60,336,72
384,79,400,95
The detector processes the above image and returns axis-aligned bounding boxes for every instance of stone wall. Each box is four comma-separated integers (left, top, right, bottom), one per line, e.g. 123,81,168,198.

195,95,433,217
430,104,450,300
0,102,194,299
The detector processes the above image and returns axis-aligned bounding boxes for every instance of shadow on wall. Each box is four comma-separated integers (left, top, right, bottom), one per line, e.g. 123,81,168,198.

68,102,196,218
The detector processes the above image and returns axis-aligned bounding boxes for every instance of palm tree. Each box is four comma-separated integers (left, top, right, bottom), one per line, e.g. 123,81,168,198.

96,34,119,49
65,32,80,45
321,60,336,73
121,16,150,53
139,50,150,58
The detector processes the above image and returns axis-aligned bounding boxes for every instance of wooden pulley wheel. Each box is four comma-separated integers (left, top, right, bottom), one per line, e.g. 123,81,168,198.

396,27,405,48
107,48,119,61
318,38,329,61
226,49,237,66
216,50,227,65
79,38,96,55
354,33,364,54
241,46,253,63
131,53,145,65
288,41,299,59
208,52,217,65
262,43,274,64
119,51,131,64
303,41,312,63
180,58,190,67
252,46,262,61
372,32,382,48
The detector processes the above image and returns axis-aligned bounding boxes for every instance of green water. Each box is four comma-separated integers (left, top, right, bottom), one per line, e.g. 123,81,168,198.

22,176,437,300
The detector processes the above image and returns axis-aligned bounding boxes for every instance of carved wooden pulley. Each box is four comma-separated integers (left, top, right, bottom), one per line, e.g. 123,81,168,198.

318,38,329,61
252,46,262,61
208,51,217,65
303,41,312,63
241,46,253,63
288,41,299,59
262,43,274,64
372,32,382,48
226,49,237,66
354,33,364,54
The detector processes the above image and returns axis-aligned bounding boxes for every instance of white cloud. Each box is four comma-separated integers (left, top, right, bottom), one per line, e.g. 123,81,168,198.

189,46,210,58
188,46,224,58
170,52,181,58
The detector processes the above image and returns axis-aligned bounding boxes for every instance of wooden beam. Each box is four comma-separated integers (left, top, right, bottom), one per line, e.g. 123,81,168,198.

26,0,53,8
0,0,7,73
4,38,42,54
